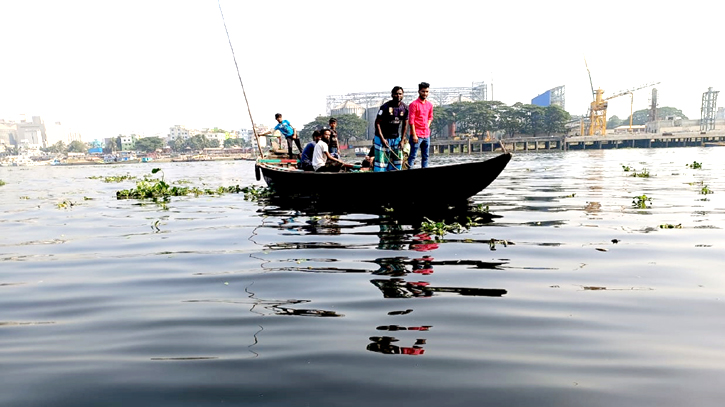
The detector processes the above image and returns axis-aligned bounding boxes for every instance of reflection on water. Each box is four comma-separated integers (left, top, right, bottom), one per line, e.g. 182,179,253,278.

2,149,725,407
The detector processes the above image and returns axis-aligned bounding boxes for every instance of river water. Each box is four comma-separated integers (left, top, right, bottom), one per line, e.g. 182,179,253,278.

1,147,724,407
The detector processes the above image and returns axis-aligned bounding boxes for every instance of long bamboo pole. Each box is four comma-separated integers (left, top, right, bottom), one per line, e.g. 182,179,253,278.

217,0,265,158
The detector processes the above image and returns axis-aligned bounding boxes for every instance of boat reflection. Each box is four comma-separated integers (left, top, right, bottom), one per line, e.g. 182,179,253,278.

371,278,507,299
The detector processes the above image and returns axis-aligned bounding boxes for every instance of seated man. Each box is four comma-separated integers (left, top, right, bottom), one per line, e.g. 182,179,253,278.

313,128,351,172
360,146,374,170
298,130,320,171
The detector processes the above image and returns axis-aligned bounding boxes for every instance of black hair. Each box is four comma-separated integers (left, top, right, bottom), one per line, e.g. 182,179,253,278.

312,130,321,139
418,82,430,90
275,113,282,119
391,86,403,95
329,117,337,124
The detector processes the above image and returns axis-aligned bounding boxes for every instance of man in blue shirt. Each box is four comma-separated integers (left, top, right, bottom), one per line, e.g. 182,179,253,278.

298,130,321,171
262,113,302,158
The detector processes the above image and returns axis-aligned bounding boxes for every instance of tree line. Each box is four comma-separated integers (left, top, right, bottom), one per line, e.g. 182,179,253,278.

296,102,573,146
432,101,571,138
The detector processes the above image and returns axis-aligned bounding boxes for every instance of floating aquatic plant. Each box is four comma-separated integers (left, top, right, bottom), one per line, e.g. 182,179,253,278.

700,185,714,195
88,174,136,183
488,238,513,251
116,168,244,200
659,223,682,229
420,216,486,238
0,179,5,186
632,194,652,209
622,165,632,172
687,161,702,169
631,168,650,178
240,185,273,201
473,204,490,213
56,200,75,209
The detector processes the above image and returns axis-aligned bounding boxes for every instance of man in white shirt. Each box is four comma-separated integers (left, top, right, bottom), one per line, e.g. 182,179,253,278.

312,128,350,172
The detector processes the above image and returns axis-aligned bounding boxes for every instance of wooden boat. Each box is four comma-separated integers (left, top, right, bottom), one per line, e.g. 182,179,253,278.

254,153,511,207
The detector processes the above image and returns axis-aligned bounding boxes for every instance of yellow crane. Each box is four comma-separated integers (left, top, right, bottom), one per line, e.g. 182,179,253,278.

583,59,658,135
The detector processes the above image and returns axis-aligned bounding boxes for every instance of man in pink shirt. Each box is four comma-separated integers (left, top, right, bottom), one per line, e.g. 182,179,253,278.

407,82,434,168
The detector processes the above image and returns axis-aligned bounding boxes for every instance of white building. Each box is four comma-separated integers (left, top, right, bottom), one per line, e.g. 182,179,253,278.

168,125,192,142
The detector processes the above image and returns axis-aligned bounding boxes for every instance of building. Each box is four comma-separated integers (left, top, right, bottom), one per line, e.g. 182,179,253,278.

119,134,138,151
531,86,566,109
0,116,47,149
168,125,191,142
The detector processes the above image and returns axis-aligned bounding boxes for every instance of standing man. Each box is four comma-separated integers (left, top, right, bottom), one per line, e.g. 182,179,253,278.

407,82,434,168
328,118,340,158
373,86,408,172
261,113,302,159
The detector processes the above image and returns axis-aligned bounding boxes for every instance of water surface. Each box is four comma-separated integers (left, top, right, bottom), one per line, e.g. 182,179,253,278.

1,148,724,406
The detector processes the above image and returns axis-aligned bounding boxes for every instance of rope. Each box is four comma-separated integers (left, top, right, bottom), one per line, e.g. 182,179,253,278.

217,0,264,158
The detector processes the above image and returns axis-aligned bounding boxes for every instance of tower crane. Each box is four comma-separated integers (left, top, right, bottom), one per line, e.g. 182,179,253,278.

583,59,659,135
587,83,659,135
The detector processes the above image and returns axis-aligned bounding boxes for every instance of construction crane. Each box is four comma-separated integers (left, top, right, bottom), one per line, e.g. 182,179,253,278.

583,59,658,135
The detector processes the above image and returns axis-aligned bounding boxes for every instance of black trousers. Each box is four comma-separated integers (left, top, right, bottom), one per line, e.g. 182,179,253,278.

286,137,302,158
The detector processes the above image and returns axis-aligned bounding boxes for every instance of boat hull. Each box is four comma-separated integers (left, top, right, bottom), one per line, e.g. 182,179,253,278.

257,153,511,207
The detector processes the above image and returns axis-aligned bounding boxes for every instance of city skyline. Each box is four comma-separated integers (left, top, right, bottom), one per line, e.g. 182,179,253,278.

1,1,720,140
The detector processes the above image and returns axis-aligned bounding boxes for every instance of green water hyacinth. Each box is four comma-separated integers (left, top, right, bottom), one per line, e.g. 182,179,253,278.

116,168,243,199
0,179,5,186
632,194,652,209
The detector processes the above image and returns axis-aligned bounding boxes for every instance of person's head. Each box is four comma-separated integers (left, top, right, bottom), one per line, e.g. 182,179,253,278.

391,86,404,104
418,82,430,101
312,130,321,142
275,113,283,123
329,117,337,129
320,128,331,143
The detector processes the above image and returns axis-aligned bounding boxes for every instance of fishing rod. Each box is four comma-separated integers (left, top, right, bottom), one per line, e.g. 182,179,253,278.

217,0,264,158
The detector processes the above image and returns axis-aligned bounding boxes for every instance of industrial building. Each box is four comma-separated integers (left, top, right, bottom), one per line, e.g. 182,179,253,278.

531,85,565,109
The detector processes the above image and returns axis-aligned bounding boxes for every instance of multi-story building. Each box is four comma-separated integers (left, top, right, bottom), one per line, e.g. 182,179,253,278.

0,116,47,148
119,134,138,151
168,125,191,142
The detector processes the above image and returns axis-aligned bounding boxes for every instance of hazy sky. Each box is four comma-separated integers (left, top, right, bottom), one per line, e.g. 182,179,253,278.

1,0,720,140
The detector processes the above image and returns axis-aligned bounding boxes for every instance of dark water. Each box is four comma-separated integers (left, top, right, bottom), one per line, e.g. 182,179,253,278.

2,148,725,407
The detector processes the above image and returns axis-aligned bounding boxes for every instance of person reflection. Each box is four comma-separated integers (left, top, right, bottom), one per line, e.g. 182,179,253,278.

367,336,426,355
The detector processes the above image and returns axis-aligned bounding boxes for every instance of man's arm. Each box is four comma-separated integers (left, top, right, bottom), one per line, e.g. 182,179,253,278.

409,103,418,143
324,151,351,167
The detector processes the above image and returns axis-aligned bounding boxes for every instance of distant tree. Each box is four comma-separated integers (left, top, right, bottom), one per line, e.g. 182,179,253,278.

67,140,88,153
607,115,623,129
43,140,67,154
299,116,331,143
186,134,208,151
498,103,523,138
134,136,165,153
542,105,571,136
431,105,456,138
624,106,689,125
519,104,545,136
334,114,368,145
224,137,247,148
